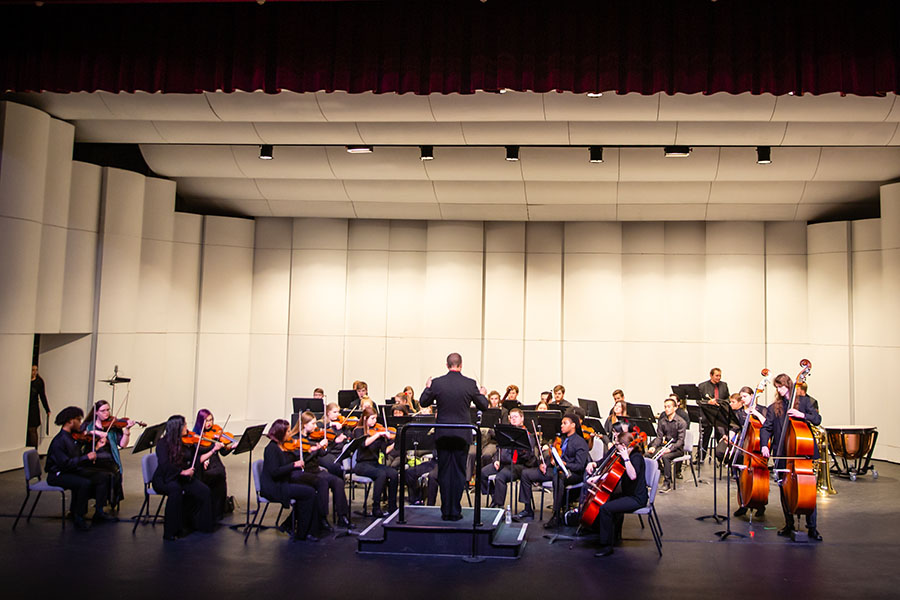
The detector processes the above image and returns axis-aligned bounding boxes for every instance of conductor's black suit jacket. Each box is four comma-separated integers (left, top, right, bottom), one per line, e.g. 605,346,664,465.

419,370,490,442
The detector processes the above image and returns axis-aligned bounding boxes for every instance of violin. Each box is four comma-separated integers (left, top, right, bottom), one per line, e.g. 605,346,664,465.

580,428,647,527
370,423,397,439
100,416,146,430
71,430,94,443
182,430,214,448
203,424,235,446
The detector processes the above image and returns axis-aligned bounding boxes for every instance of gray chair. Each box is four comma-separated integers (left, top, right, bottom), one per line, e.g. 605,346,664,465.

539,479,583,521
132,452,167,533
346,452,375,516
13,449,67,530
628,457,663,555
671,429,698,489
245,459,292,542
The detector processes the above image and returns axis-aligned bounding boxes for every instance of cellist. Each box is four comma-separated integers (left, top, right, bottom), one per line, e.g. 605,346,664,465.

584,421,647,558
760,372,822,541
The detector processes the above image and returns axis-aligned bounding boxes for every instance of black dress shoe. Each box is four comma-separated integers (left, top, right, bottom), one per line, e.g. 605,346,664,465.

512,510,534,522
296,534,319,542
319,518,334,532
733,507,748,517
755,507,765,517
543,516,560,529
447,514,463,521
594,546,614,557
73,517,91,531
372,509,385,519
92,511,117,523
337,515,353,529
807,528,823,541
777,526,794,537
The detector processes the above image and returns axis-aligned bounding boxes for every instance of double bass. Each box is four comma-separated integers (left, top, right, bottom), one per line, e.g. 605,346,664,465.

579,428,647,527
776,359,817,516
732,369,770,511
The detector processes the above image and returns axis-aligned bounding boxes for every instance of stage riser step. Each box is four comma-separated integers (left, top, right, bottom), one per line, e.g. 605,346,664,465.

358,529,523,558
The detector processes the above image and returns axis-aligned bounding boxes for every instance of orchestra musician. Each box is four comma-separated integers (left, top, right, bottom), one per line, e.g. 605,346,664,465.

740,385,768,420
313,387,325,399
504,384,520,404
603,398,628,438
45,406,113,530
350,380,368,409
191,409,233,522
608,389,627,416
352,405,399,518
515,412,589,526
551,384,573,408
729,392,766,519
419,352,489,521
536,399,550,411
540,391,552,405
82,399,134,510
403,385,420,412
480,407,537,508
260,419,319,541
319,402,350,479
585,421,647,557
760,373,823,541
648,397,686,493
296,411,352,530
152,415,214,541
698,368,730,459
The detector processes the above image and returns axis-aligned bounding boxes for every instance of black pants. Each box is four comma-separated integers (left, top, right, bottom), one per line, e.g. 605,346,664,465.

153,477,213,539
405,460,438,505
593,495,644,546
277,483,318,539
353,461,398,514
658,449,684,485
319,454,345,479
291,470,349,519
436,436,469,518
200,470,227,522
779,487,817,530
48,470,110,519
520,467,581,516
482,463,525,507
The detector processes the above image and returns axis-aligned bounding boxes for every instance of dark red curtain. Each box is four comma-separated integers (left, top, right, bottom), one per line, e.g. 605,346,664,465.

1,0,898,96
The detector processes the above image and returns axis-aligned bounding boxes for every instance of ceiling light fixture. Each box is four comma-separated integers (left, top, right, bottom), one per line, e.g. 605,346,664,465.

663,145,691,158
586,92,604,98
506,146,519,161
346,145,373,154
756,146,772,164
258,144,273,160
589,146,604,163
420,145,434,161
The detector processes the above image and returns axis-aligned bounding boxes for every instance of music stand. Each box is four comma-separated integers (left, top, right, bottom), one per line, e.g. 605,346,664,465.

626,417,656,440
412,414,436,423
227,424,267,533
337,390,358,410
131,422,165,454
292,397,325,414
98,365,131,415
714,403,746,541
583,416,606,450
577,398,601,418
538,415,562,444
628,403,657,423
696,403,728,524
387,415,412,430
479,408,502,430
501,400,520,411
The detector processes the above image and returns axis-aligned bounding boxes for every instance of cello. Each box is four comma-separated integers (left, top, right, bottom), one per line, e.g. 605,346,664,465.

731,369,771,511
579,428,647,527
775,359,817,516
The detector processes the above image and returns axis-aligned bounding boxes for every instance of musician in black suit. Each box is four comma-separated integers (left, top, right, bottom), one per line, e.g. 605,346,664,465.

698,367,730,459
419,352,489,521
760,373,822,541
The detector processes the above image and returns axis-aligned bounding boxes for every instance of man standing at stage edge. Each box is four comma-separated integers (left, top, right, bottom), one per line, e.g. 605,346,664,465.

420,353,489,521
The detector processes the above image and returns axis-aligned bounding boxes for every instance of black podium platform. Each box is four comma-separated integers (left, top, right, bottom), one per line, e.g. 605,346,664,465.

357,506,527,559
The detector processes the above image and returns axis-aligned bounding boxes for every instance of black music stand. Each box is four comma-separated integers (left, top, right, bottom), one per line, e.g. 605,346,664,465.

628,403,658,423
98,365,131,414
538,414,562,443
715,404,746,540
627,417,656,440
493,425,532,511
479,408,502,430
131,422,165,454
337,390,359,409
501,399,520,411
696,403,728,524
227,424,267,533
292,397,325,414
583,417,606,451
577,398,601,418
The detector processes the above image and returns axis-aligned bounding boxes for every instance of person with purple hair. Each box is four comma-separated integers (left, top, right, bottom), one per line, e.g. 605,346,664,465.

192,409,234,522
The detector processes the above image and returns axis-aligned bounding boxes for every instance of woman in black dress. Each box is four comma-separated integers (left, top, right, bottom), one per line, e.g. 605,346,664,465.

192,408,233,521
260,419,319,541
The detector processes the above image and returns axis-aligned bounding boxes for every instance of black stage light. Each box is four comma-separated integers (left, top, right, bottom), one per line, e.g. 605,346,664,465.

663,145,691,157
757,146,772,164
589,146,604,163
259,144,273,160
420,145,434,161
506,145,519,161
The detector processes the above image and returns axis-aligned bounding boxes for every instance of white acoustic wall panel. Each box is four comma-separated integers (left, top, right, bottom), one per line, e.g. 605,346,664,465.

61,163,101,333
384,337,426,401
0,334,33,464
137,238,174,333
251,248,291,334
386,251,427,338
343,336,387,402
34,224,67,333
854,346,899,462
702,342,767,395
562,341,624,405
389,220,427,251
289,249,348,336
664,254,706,342
130,332,168,420
850,244,883,348
523,340,562,401
345,250,389,337
806,345,852,426
293,218,348,250
483,252,525,340
348,220,390,250
563,253,624,342
0,102,49,222
168,233,202,334
807,222,850,346
703,254,766,343
38,334,92,413
423,251,483,340
162,333,198,423
422,338,484,386
196,333,251,420
622,254,666,342
247,334,289,421
765,254,809,345
199,216,254,334
68,162,102,232
482,339,525,397
426,221,483,252
43,120,75,227
525,253,562,341
880,185,900,348
92,333,135,404
287,335,346,402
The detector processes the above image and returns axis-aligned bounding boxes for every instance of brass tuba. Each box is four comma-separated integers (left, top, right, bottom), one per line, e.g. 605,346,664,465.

810,424,837,495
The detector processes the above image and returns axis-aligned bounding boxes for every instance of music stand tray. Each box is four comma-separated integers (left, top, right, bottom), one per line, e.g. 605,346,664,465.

577,398,601,418
626,417,656,440
292,397,325,414
628,403,657,423
501,400,520,411
479,408,502,429
132,422,165,454
494,425,532,454
337,390,358,409
672,384,703,402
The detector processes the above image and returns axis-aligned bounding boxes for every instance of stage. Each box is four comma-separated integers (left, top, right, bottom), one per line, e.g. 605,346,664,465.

1,449,898,599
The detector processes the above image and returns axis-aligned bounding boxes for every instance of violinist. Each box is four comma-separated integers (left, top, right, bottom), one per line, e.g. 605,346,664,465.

536,399,550,412
82,399,134,509
352,405,399,518
313,387,325,399
45,406,113,530
585,422,647,557
515,412,588,525
403,385,420,412
760,373,822,541
260,419,319,541
480,408,537,508
191,409,233,522
319,402,350,479
294,411,352,530
648,398,686,493
152,415,214,541
351,380,368,409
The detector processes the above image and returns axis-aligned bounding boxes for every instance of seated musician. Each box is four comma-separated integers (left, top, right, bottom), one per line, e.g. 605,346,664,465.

760,373,822,541
740,385,767,421
536,399,550,411
608,389,628,416
403,385,420,412
648,397,686,493
296,411,352,530
540,391,552,405
479,390,506,466
551,384,573,408
81,399,134,510
260,419,319,541
45,406,113,530
192,409,233,522
152,415,214,541
350,380,369,409
728,393,766,518
480,407,537,508
584,421,647,557
515,412,589,526
352,406,399,518
319,402,350,479
313,387,325,399
404,430,439,506
504,384,520,405
603,398,628,438
715,394,746,464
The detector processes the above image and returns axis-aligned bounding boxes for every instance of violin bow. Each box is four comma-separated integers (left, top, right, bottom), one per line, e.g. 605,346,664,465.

530,420,546,470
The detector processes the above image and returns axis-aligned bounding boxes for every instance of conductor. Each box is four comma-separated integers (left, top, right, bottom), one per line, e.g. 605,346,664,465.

419,352,489,521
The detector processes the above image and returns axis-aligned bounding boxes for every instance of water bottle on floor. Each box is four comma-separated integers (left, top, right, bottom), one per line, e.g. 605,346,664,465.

505,504,512,524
